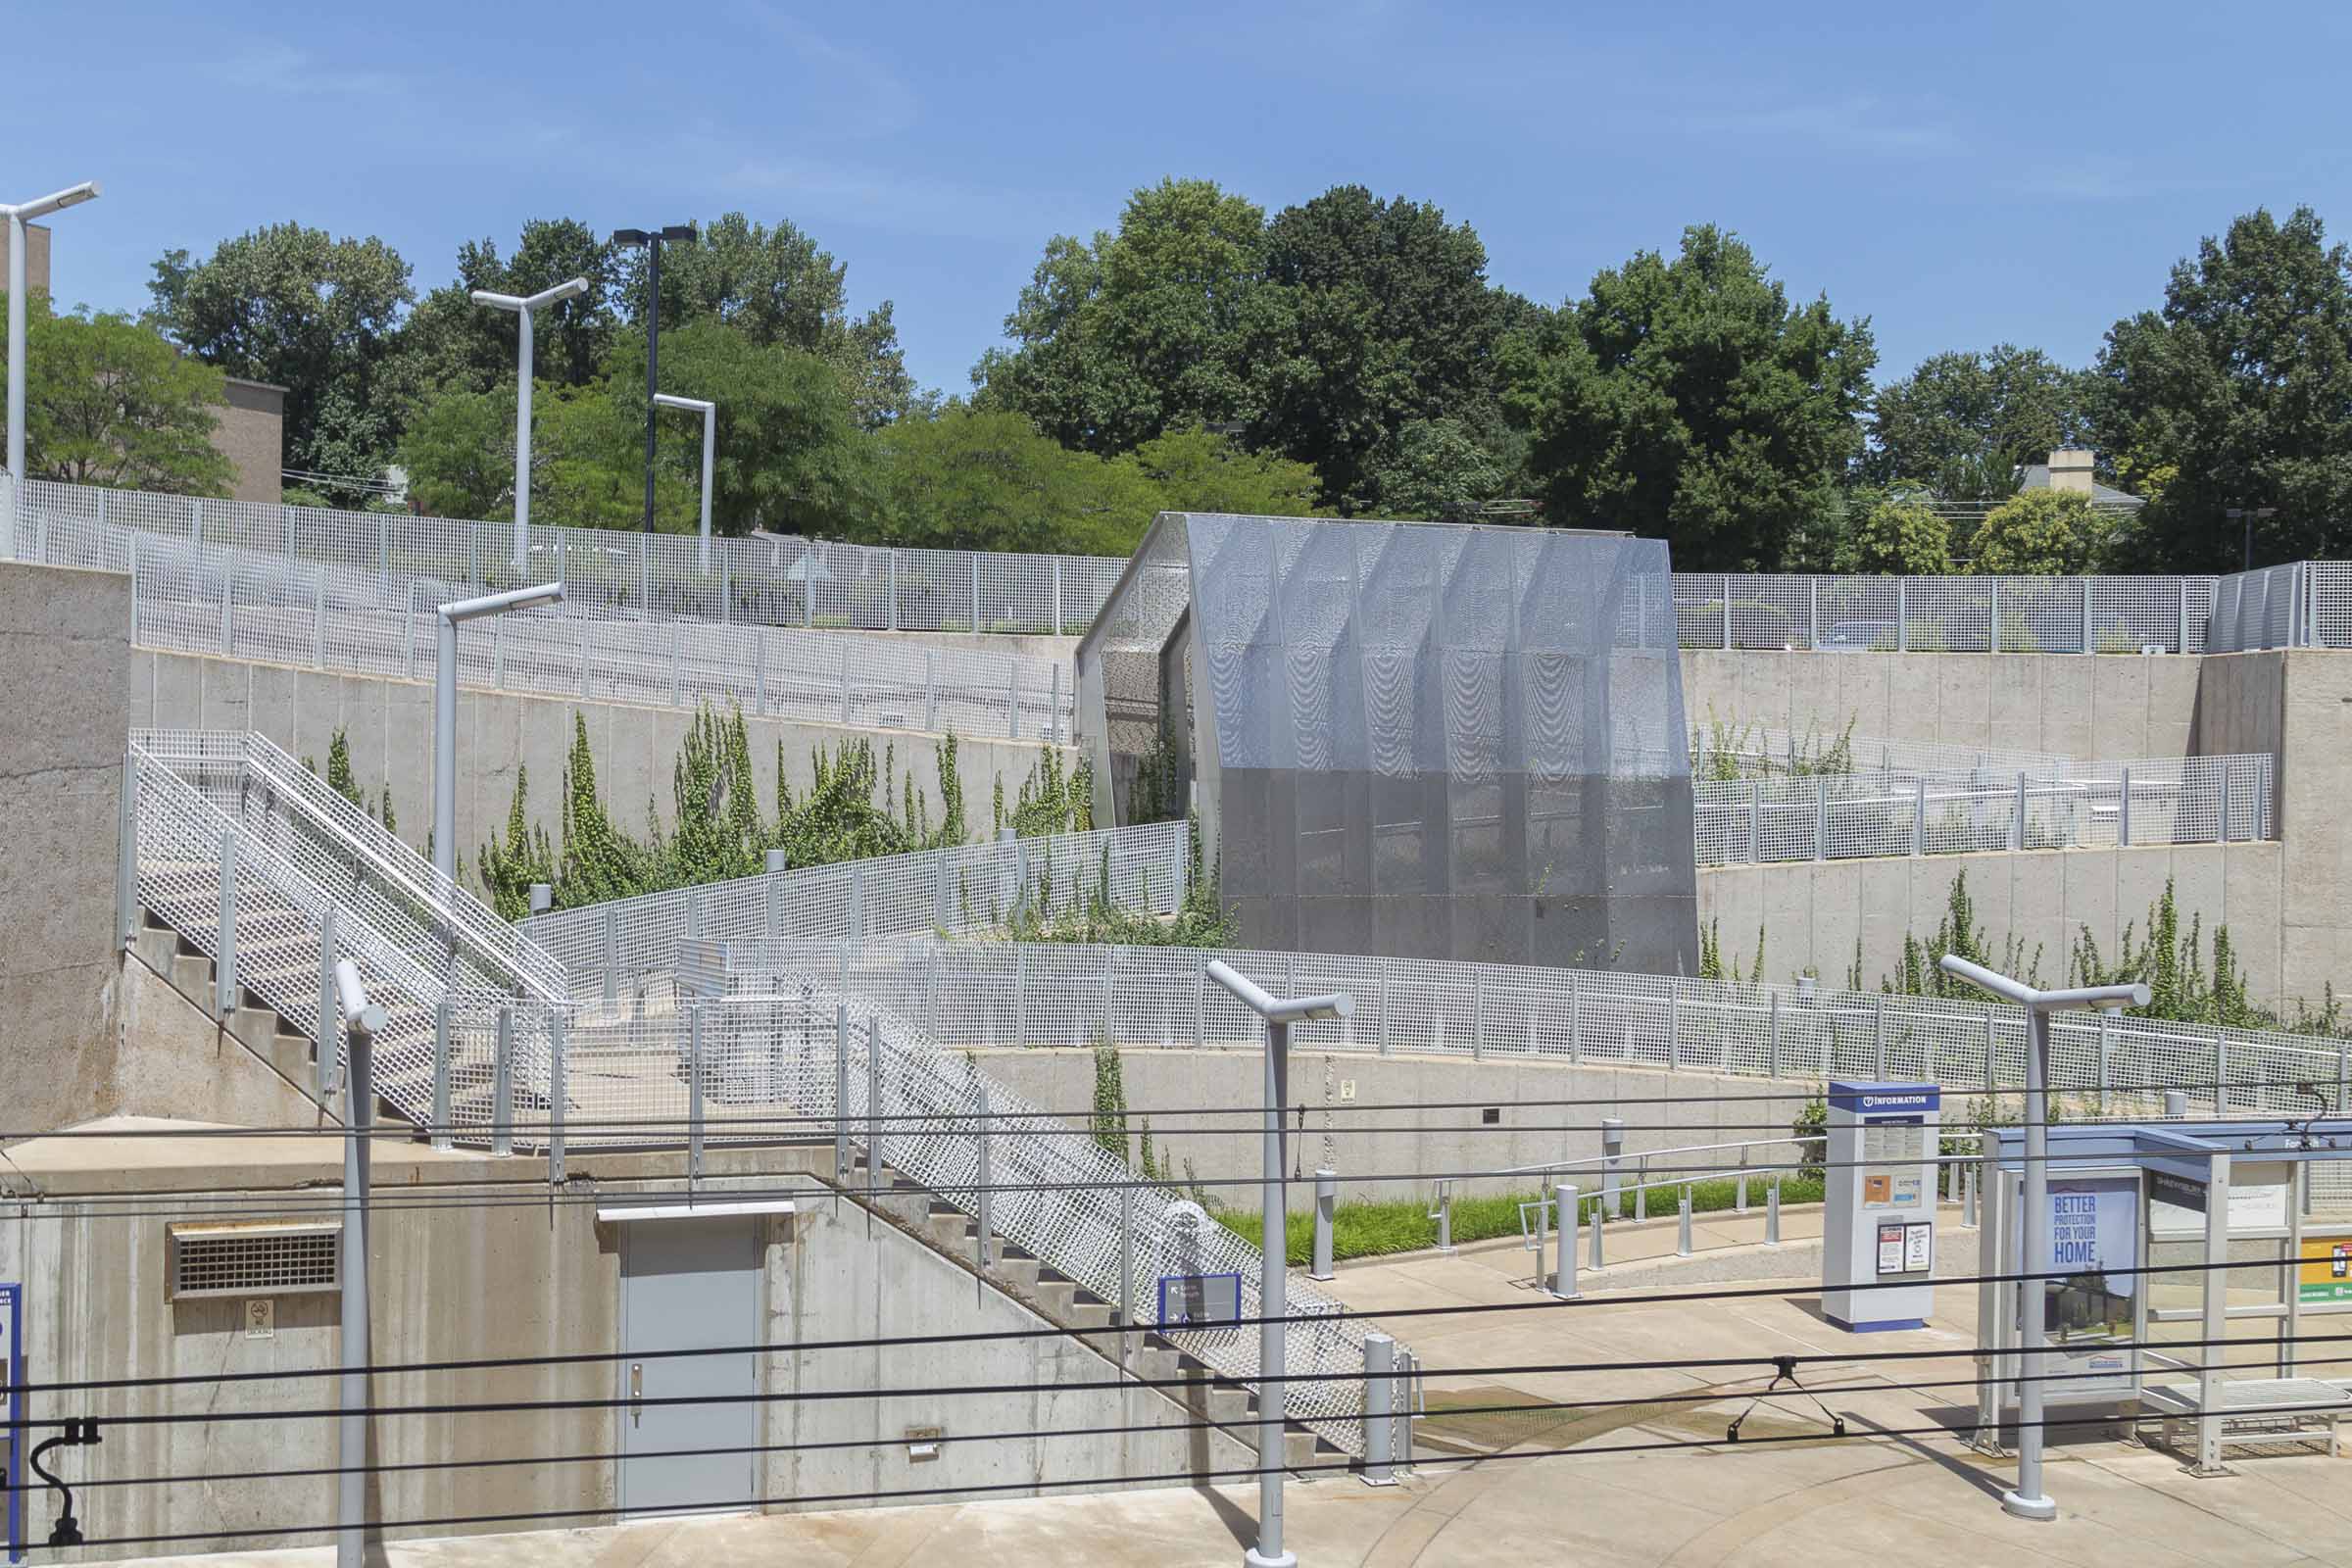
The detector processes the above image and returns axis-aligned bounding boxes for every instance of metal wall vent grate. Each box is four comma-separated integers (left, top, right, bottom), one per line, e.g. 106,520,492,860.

168,1221,341,1299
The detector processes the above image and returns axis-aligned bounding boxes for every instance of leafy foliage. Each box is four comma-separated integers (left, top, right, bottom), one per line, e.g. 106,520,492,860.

2090,206,2352,570
2068,878,2261,1028
1864,345,2094,499
1504,225,1876,570
1838,496,1956,575
3,299,232,493
1969,489,2114,575
992,815,1236,949
1880,870,2045,998
1090,1044,1131,1162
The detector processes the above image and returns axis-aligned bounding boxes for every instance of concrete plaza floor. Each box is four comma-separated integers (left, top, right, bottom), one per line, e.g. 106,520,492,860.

90,1234,2352,1568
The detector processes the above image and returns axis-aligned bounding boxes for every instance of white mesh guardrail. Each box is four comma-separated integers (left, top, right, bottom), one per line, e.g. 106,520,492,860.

136,729,572,1002
3,475,2277,657
772,938,2352,1142
523,816,1194,1003
17,484,1075,743
1690,753,2274,866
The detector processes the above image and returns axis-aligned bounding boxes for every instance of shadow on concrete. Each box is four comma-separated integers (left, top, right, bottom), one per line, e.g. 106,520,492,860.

1845,1410,2007,1501
1194,1480,1257,1549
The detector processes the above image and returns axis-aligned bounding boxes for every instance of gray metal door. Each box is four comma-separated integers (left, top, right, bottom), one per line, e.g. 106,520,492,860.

619,1216,760,1516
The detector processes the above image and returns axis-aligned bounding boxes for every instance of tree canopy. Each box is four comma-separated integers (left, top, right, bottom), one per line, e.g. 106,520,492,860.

2088,205,2352,570
1504,224,1877,570
1,299,233,494
1865,344,2093,501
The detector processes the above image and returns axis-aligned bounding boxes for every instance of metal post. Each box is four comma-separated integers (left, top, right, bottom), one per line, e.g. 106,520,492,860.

2194,1150,2231,1474
2080,576,2092,654
1989,577,2001,651
670,623,683,708
1814,775,1828,860
1311,1169,1337,1281
924,650,938,732
314,568,327,668
970,554,982,637
1008,664,1020,739
1874,994,1886,1078
688,1004,707,1183
974,1084,994,1266
430,999,452,1151
1252,1015,1292,1568
834,1004,851,1179
866,1013,885,1178
1472,969,1486,1059
215,828,238,1020
1119,1187,1137,1369
1765,1179,1782,1246
753,632,766,715
220,554,234,656
1807,578,1819,649
1722,580,1733,650
1553,1183,1580,1298
888,551,899,632
2007,1005,2057,1519
1588,1183,1604,1269
548,1011,566,1183
2119,766,2132,847
1913,778,1926,856
1963,1164,1977,1228
491,1006,514,1157
1677,1188,1692,1256
335,973,377,1568
116,751,138,953
1362,1332,1397,1484
801,544,814,627
316,906,337,1100
1767,992,1781,1080
1054,558,1065,635
839,640,852,724
1668,989,1680,1071
1747,778,1760,862
1896,578,1908,652
2179,579,2191,655
579,617,591,700
2013,771,2028,851
1049,662,1061,744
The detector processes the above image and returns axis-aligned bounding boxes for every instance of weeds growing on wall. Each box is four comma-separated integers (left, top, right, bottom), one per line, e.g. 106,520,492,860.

994,745,1093,838
1697,918,1766,982
1875,869,2046,998
1690,712,1858,782
988,812,1237,949
304,726,396,832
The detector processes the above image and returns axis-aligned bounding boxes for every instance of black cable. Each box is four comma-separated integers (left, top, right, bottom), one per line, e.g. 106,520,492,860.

24,1345,2342,1497
52,1397,2352,1557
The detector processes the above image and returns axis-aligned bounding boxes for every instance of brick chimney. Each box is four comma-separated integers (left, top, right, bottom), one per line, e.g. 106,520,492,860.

2047,449,2095,495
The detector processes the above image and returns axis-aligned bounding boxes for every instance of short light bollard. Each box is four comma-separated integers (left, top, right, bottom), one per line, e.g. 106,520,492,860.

1551,1183,1581,1299
1362,1333,1398,1486
1677,1187,1693,1257
1765,1178,1782,1247
1429,1181,1454,1253
1964,1164,1979,1229
1589,1187,1604,1270
1311,1168,1337,1282
1736,1171,1749,1213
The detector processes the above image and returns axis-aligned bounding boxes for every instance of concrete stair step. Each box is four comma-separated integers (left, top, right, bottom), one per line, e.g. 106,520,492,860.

1032,1278,1077,1316
988,1255,1041,1292
172,953,216,999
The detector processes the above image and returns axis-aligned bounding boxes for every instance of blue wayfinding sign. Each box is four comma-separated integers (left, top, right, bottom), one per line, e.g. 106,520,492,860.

1828,1082,1941,1115
1157,1273,1243,1328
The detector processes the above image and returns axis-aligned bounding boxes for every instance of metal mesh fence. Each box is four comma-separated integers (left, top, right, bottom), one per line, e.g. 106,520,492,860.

18,484,1075,742
1691,753,2274,865
522,817,1194,1004
2,476,2266,658
1688,726,2082,781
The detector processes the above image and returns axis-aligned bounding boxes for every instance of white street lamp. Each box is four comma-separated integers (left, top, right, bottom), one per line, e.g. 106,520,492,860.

332,958,387,1568
653,392,715,572
2,179,101,557
470,277,590,571
1936,955,2147,1523
433,582,564,890
1203,959,1352,1568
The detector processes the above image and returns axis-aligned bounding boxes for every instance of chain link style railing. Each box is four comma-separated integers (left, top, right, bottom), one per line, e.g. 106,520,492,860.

1691,753,2274,866
13,474,2320,658
522,816,1194,1003
16,482,1075,743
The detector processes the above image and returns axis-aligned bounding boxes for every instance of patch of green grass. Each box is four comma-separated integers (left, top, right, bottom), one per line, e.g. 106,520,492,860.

1214,1175,1828,1267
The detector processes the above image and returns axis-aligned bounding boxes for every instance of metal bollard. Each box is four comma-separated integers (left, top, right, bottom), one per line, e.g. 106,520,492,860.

1362,1333,1397,1485
1964,1163,1979,1229
1430,1182,1453,1253
1589,1187,1604,1270
1677,1187,1693,1256
1737,1171,1749,1213
491,1005,514,1157
1553,1184,1581,1299
833,1004,851,1180
1311,1169,1337,1281
975,1085,995,1267
1532,1177,1550,1287
2163,1088,2188,1118
1765,1178,1782,1247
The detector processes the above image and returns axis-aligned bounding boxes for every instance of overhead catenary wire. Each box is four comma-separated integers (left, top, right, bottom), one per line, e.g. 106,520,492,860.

26,1346,2349,1497
46,1397,2352,1557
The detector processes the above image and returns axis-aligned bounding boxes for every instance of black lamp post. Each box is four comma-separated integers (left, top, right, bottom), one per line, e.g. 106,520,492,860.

611,223,698,535
2225,506,2278,573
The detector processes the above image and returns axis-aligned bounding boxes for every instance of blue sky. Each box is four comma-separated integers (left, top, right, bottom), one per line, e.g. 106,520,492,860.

12,1,2352,400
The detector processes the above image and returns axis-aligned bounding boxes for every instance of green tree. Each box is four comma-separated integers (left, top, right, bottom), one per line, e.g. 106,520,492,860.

2090,206,2352,569
974,178,1277,454
1838,497,1956,574
1506,225,1876,570
1970,489,2112,575
625,213,917,429
1357,417,1513,522
873,405,1154,555
146,223,415,492
396,218,619,400
2,300,231,493
1249,185,1530,513
1864,345,2093,500
395,376,693,528
1120,425,1323,516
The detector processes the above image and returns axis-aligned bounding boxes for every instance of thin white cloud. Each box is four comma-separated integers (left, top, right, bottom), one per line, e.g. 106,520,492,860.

213,42,406,99
716,153,1078,245
727,3,921,138
1688,97,1963,158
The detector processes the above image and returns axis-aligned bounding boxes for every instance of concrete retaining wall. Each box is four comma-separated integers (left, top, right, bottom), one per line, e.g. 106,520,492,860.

0,1144,1237,1559
0,563,130,1135
1697,842,2284,1002
127,649,1077,871
1681,649,2203,760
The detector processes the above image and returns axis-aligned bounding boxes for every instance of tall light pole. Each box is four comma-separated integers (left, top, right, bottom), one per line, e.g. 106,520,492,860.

332,958,387,1568
2226,506,2278,574
610,224,696,536
1936,955,2146,1523
1204,959,1352,1568
469,277,590,572
653,392,715,572
433,583,564,890
2,179,101,557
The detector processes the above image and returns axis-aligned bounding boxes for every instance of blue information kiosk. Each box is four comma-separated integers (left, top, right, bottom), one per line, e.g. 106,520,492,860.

1822,1082,1941,1331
